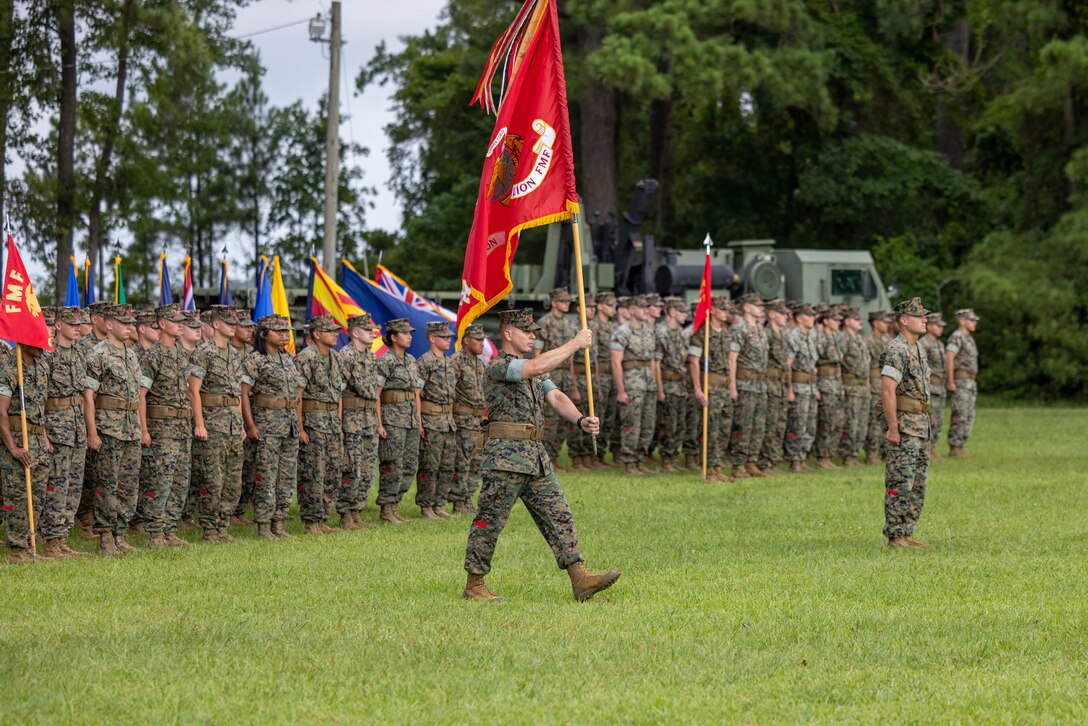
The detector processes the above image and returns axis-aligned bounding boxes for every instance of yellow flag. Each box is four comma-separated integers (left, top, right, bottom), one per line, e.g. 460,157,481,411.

270,255,295,354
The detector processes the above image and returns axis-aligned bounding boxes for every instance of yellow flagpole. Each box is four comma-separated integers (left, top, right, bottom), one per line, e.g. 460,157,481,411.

569,213,597,455
15,344,37,559
702,319,710,480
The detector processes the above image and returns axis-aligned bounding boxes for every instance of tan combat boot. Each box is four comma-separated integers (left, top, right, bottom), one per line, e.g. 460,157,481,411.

463,573,503,602
865,449,882,464
43,539,69,559
948,446,967,459
114,534,136,553
217,527,235,543
886,536,910,548
789,460,804,473
270,520,291,538
659,456,678,473
164,532,191,547
79,523,99,541
201,528,220,544
99,532,123,556
256,522,275,539
624,462,644,477
731,465,750,480
303,521,323,535
147,532,167,550
842,455,860,468
61,539,92,558
391,503,409,524
815,458,837,470
570,456,587,472
379,505,403,525
567,562,621,602
420,506,440,520
9,546,54,563
433,505,451,520
904,536,930,548
744,463,767,478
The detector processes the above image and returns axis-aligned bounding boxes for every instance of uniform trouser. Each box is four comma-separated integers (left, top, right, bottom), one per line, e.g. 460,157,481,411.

756,388,788,470
298,428,342,521
701,386,733,468
253,433,299,523
342,430,378,512
731,387,767,467
164,436,192,535
464,467,584,575
48,441,85,540
865,382,884,453
618,389,656,463
1,434,47,548
948,381,976,446
75,456,96,526
234,437,258,516
684,383,700,461
595,374,617,459
567,371,595,458
92,434,141,536
814,384,844,459
193,431,244,531
928,394,946,453
450,414,483,503
883,433,930,538
657,380,689,458
838,386,871,458
377,425,420,506
785,391,818,461
138,420,190,533
544,370,574,462
416,428,457,509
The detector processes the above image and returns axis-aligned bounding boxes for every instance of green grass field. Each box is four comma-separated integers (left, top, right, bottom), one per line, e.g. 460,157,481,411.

3,406,1087,724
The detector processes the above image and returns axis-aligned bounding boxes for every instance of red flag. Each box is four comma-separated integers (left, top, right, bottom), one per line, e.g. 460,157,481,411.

0,235,52,350
456,0,578,343
692,246,713,334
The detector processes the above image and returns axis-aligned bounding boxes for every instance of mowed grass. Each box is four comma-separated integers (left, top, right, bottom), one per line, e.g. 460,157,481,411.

3,407,1087,724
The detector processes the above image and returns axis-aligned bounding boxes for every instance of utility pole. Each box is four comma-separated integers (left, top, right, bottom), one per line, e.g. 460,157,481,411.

310,1,341,271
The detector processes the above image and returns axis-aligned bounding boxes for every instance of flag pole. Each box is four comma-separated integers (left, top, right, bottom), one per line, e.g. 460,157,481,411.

569,211,597,455
15,344,37,559
701,236,712,480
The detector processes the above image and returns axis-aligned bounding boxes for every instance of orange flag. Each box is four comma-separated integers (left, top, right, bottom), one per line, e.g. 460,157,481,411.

456,0,578,344
0,234,52,350
692,235,714,334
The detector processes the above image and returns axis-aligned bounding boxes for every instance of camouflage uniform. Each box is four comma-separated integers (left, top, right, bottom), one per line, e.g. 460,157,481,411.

757,305,789,471
729,302,769,470
533,294,578,464
0,352,49,550
588,294,617,462
138,312,195,534
42,315,87,540
864,320,890,455
376,328,422,507
655,305,691,461
189,330,245,533
784,317,819,462
416,323,458,512
920,318,947,455
611,312,657,464
450,325,488,507
880,299,932,539
242,319,300,525
72,319,109,529
465,347,584,576
169,312,203,534
568,304,598,463
688,312,734,469
338,314,382,515
837,322,872,460
296,316,345,523
681,320,700,466
813,319,844,460
946,315,979,448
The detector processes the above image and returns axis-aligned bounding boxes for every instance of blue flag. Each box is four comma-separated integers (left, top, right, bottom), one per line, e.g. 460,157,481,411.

159,252,174,306
218,259,232,305
251,257,272,321
65,257,81,307
84,260,96,306
338,259,453,359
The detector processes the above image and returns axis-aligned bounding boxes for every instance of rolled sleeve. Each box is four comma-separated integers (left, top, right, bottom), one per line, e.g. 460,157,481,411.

609,342,625,351
505,358,526,381
540,378,557,396
881,365,903,383
0,384,12,398
241,374,256,387
139,375,154,390
945,342,960,354
188,365,207,380
687,345,703,358
653,351,664,360
729,341,742,353
375,375,387,387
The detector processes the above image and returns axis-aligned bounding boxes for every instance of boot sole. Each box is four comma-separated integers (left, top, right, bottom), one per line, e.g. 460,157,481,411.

574,571,621,602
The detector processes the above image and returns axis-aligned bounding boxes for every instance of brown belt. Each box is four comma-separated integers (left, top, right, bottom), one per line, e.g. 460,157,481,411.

8,417,44,436
380,390,413,404
598,364,612,375
954,370,976,381
895,396,928,414
45,395,82,411
929,375,946,386
252,394,297,410
791,371,816,384
301,399,338,413
342,395,376,411
622,359,650,371
763,369,785,381
146,404,192,420
486,421,544,441
842,374,866,386
706,371,730,388
419,401,453,415
735,368,762,382
454,402,486,417
201,394,240,408
817,364,841,377
96,395,138,412
660,369,684,382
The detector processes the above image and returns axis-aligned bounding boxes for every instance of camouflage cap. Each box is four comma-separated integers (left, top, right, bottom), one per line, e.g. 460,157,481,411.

894,297,931,318
763,298,788,315
463,323,486,340
926,312,946,326
207,305,238,325
595,291,616,306
182,310,202,329
87,301,112,316
813,302,832,319
257,314,292,332
615,296,634,309
426,320,454,338
307,314,341,333
793,303,816,317
664,296,687,312
156,303,186,323
200,310,214,324
498,308,542,332
843,306,861,321
711,295,734,312
346,312,380,330
385,317,415,335
955,308,979,321
56,306,83,326
584,297,597,309
642,293,664,307
105,304,136,324
236,316,255,328
548,288,573,302
868,310,886,322
738,292,763,307
135,311,159,329
41,306,56,326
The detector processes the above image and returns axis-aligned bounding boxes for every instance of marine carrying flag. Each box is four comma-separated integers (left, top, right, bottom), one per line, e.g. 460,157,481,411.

693,234,714,334
0,235,52,350
457,0,579,344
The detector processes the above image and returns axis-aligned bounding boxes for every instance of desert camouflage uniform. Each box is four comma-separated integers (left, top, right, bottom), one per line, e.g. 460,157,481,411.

42,342,86,539
338,344,379,513
376,351,421,506
920,333,946,454
864,332,890,453
881,334,931,538
837,330,872,459
0,353,49,549
588,315,617,461
534,311,577,463
729,320,768,468
785,327,819,462
138,342,194,533
757,325,789,470
73,331,108,528
450,348,486,505
85,340,142,536
416,350,457,510
689,324,733,468
189,341,245,531
296,345,345,522
464,351,584,575
655,323,690,460
612,321,657,463
946,328,978,447
242,350,300,524
814,327,844,459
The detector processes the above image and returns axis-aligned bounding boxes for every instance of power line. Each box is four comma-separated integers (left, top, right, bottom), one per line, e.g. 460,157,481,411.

232,16,311,40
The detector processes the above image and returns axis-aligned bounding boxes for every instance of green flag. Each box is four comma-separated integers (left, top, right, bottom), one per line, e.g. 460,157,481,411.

114,256,126,304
